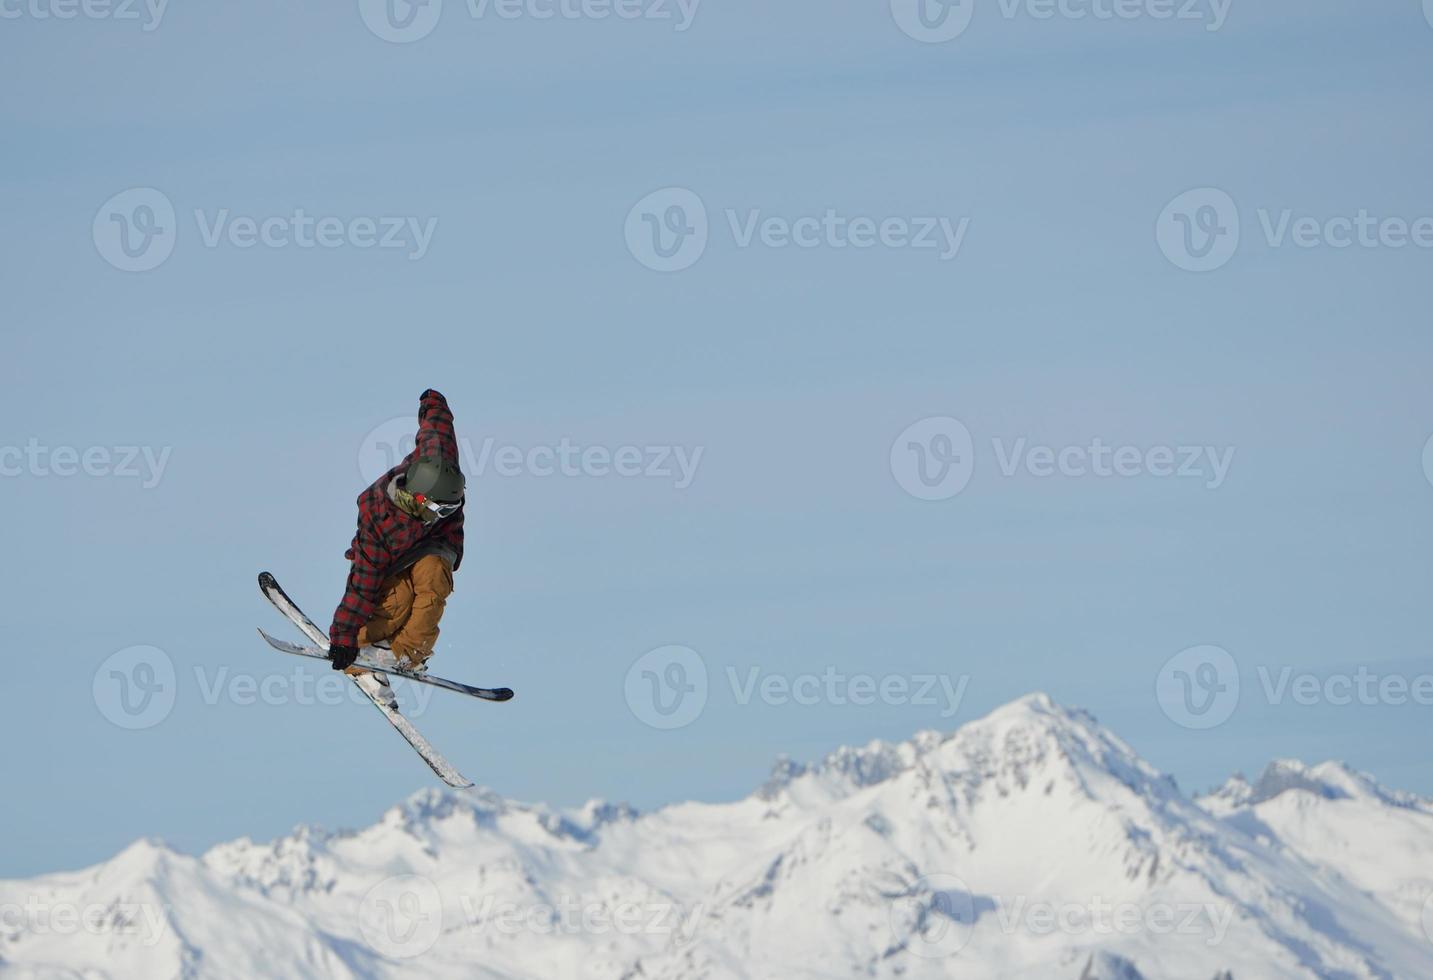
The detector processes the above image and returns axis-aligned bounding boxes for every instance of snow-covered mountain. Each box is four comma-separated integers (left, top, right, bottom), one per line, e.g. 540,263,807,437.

4,694,1432,979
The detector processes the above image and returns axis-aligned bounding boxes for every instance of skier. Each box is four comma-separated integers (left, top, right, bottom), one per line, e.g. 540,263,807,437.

328,389,466,675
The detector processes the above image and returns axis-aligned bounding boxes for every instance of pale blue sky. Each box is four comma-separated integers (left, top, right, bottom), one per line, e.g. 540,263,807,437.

3,0,1432,877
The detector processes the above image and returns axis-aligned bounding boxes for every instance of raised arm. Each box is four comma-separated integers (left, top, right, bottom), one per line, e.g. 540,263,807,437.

417,388,465,571
414,389,459,465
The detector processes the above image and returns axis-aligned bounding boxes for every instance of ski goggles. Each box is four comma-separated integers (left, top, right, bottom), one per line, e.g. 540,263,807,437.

414,494,462,519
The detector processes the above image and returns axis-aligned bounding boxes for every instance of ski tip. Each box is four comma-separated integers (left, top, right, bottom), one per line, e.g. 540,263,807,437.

489,688,515,702
258,571,276,589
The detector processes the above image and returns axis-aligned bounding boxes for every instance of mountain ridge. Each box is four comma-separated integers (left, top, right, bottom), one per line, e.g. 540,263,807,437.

4,693,1432,979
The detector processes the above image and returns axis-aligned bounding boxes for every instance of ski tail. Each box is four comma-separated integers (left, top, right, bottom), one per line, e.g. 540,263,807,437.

365,697,474,789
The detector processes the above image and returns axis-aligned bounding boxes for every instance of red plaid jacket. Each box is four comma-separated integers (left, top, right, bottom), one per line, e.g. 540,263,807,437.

330,390,465,648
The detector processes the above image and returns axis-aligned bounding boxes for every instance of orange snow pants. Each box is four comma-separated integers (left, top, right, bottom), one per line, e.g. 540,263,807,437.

356,554,454,666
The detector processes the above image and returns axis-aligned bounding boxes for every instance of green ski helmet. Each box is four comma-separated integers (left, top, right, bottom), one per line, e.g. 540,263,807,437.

404,455,466,512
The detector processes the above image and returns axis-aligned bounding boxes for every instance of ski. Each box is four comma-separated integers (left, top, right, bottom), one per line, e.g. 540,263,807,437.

256,628,514,702
256,571,476,789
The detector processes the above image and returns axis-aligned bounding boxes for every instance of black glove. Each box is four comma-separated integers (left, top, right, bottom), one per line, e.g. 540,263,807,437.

329,644,360,671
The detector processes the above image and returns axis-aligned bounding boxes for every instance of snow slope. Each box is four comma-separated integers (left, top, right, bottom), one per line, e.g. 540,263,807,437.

3,694,1431,979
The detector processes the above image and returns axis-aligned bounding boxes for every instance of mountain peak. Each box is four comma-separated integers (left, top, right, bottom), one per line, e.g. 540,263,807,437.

1251,759,1356,804
755,692,1175,812
1203,759,1431,813
990,689,1059,714
113,836,174,861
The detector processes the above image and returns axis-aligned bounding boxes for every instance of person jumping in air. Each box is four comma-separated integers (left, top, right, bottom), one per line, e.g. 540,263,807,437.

328,389,465,675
